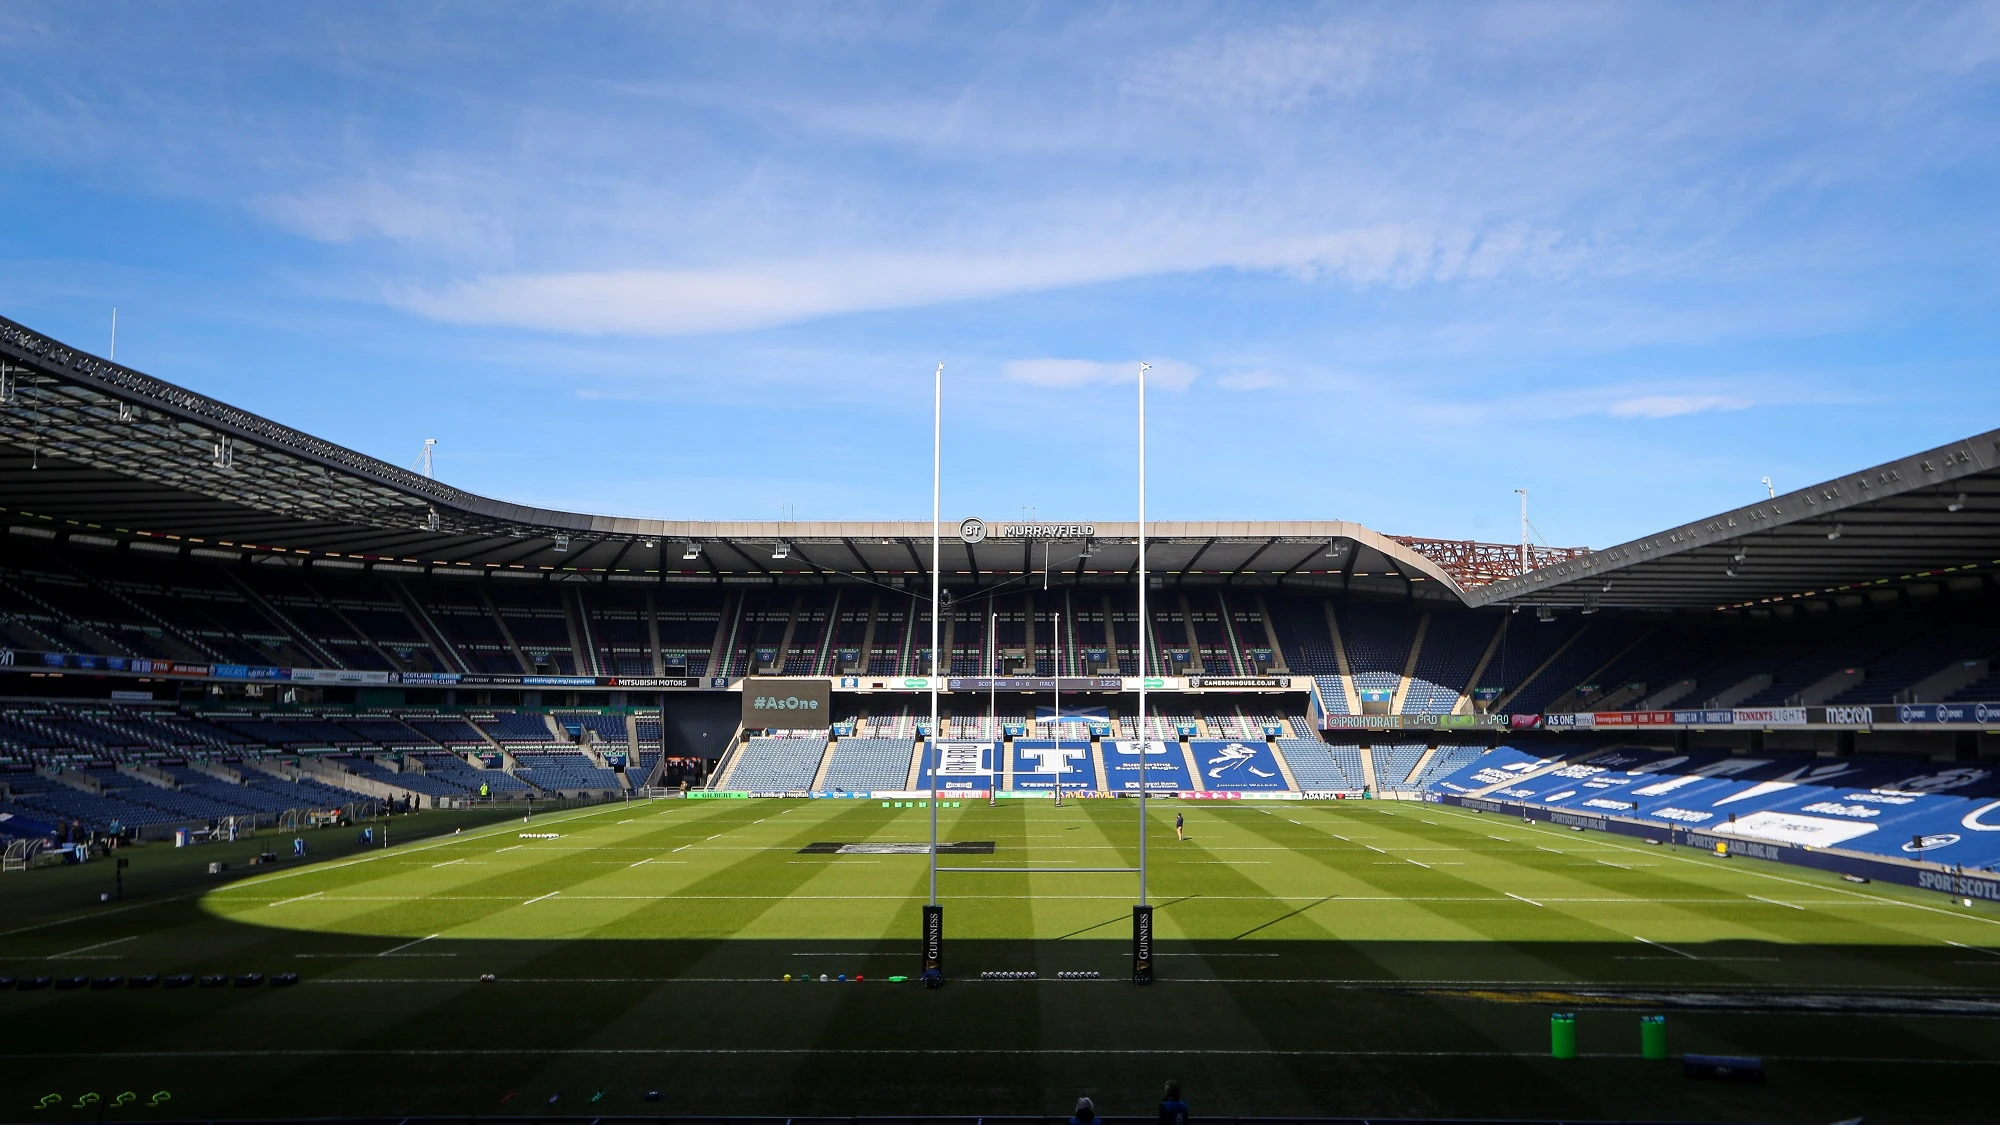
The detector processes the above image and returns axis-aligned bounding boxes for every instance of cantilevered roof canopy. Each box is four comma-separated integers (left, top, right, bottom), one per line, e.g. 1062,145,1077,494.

11,315,1988,613
1468,428,2000,612
0,315,1489,598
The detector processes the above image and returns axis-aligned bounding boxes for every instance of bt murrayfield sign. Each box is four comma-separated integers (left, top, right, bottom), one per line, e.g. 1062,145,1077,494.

959,518,1095,544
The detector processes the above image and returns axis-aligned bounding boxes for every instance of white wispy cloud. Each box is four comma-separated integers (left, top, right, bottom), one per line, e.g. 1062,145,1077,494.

1604,393,1752,419
254,177,511,253
1003,358,1198,391
1123,21,1399,109
394,221,1582,336
1216,371,1279,391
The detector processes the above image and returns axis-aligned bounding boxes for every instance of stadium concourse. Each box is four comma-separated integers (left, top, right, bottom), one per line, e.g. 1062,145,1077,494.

6,316,2000,1120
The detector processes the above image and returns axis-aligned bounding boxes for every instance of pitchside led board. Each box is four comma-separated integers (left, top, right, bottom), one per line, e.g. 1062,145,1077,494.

742,677,831,729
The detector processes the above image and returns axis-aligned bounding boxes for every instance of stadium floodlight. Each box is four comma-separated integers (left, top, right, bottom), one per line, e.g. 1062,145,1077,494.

552,536,570,553
682,543,702,561
1826,523,1843,541
1949,493,1967,513
772,541,791,560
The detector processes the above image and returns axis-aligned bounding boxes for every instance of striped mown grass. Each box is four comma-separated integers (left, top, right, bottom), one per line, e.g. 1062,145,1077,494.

4,797,1999,1123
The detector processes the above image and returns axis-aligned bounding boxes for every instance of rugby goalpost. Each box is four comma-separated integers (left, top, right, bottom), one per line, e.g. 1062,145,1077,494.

919,362,1156,988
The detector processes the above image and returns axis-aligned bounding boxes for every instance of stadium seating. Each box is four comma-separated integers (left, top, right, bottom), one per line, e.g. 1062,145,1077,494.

1424,742,2000,871
724,736,828,792
554,711,629,744
342,756,473,800
1370,743,1428,790
1273,738,1362,790
1408,745,1485,789
476,711,559,743
511,751,621,792
820,737,915,791
412,752,533,794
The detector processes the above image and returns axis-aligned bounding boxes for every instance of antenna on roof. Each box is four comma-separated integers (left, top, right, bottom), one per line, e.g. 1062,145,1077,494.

419,439,437,479
1515,489,1528,574
109,308,117,361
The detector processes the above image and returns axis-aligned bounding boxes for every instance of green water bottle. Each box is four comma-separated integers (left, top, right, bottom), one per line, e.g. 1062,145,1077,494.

1550,1012,1576,1059
1640,1014,1667,1060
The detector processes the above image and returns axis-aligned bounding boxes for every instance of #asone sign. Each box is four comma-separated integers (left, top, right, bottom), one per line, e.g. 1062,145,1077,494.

742,677,831,728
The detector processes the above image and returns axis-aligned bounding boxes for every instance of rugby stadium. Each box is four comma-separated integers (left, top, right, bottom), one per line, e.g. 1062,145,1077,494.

6,312,2000,1125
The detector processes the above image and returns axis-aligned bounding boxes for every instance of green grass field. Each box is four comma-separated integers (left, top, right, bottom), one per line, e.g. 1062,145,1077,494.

5,796,2000,1124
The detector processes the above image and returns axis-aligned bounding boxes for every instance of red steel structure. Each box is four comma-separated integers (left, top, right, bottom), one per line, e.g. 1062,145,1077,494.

1390,536,1592,589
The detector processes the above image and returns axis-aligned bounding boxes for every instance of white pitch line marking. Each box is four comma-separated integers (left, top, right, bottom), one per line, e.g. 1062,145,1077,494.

671,844,692,853
523,891,561,906
1749,894,1804,911
494,845,522,853
1155,952,1281,958
268,891,324,907
1947,940,2000,959
432,858,466,869
1406,859,1432,869
1597,860,1631,870
1364,845,1385,853
707,834,723,841
379,934,439,956
1506,892,1544,908
47,935,136,959
1634,936,1699,960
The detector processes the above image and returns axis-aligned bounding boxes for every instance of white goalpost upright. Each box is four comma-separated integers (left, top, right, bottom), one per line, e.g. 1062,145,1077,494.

928,361,942,908
1052,609,1062,808
922,362,944,987
1134,361,1154,982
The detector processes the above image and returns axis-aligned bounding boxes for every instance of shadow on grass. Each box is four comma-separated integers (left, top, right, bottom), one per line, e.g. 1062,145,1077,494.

2,903,1997,1125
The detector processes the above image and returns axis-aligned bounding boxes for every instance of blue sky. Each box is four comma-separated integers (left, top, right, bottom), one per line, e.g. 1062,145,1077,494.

3,2,1998,549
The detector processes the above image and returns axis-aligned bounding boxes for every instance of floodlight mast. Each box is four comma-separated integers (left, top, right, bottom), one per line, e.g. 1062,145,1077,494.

1515,489,1528,574
929,362,942,908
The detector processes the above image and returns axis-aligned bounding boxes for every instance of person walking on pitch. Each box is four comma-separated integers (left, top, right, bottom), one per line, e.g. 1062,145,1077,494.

1175,811,1185,841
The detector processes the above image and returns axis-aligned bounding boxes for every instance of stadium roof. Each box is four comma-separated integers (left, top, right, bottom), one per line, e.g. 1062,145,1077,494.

1466,426,2000,613
7,315,1991,614
0,314,1553,600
